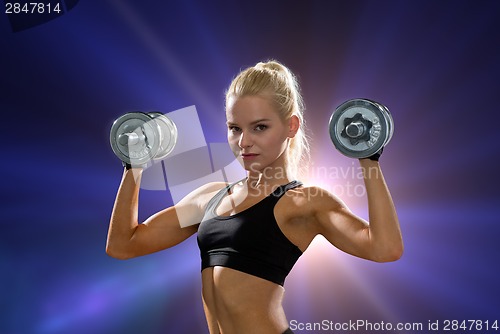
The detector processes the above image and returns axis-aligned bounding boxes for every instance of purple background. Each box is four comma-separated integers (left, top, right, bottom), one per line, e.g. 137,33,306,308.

2,1,500,333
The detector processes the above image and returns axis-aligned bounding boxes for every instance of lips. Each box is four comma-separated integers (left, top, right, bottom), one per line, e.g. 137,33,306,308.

241,153,259,159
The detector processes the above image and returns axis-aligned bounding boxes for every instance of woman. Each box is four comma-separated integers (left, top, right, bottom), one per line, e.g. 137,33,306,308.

106,60,403,334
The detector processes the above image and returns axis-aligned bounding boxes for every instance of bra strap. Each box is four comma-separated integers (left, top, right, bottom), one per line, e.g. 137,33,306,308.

271,180,303,198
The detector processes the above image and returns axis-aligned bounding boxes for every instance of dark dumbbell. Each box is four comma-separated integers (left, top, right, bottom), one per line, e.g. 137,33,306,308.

329,99,394,159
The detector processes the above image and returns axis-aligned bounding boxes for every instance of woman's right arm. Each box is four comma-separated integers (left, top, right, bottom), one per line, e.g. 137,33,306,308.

106,167,222,259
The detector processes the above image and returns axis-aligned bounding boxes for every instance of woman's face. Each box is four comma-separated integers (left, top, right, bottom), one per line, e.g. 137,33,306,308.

226,95,292,174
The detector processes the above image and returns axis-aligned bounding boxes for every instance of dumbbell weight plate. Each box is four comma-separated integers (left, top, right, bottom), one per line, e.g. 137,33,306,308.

329,99,393,159
110,112,161,165
366,99,394,147
148,112,178,160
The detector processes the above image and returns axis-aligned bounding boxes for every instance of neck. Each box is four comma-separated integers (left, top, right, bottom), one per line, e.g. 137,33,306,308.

243,147,296,189
246,166,293,189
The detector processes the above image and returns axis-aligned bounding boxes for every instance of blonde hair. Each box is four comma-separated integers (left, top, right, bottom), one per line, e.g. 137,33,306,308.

225,60,310,177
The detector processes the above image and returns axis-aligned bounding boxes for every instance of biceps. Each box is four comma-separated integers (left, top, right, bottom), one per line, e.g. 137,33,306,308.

130,207,198,256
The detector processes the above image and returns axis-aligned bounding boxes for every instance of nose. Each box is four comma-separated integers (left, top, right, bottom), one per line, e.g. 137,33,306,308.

238,130,253,148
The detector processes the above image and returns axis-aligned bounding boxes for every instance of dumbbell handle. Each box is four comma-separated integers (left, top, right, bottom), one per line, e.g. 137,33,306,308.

345,122,366,138
118,132,145,146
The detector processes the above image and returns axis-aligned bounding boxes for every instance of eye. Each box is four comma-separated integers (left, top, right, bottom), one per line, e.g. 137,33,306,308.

254,124,268,132
228,125,241,133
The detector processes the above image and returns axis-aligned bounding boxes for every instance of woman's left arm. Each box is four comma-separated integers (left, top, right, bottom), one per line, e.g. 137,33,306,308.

310,159,403,262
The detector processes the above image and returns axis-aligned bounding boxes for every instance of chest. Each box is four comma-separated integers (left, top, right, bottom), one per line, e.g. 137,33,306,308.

215,191,268,217
199,195,284,250
199,183,316,253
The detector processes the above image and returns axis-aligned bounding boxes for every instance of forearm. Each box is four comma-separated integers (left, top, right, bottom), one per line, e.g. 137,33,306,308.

106,168,144,258
359,159,403,261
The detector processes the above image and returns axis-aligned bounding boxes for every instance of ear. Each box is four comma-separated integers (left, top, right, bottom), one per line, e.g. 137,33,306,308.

287,115,300,138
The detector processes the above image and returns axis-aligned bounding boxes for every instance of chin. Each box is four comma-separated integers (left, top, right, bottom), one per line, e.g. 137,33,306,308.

243,162,263,173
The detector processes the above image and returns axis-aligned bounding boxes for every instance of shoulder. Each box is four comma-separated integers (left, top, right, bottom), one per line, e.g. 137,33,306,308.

175,181,228,208
280,184,346,214
275,184,346,251
171,181,229,228
195,181,229,195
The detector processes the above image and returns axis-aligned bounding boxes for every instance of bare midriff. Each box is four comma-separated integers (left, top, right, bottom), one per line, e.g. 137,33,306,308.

201,266,290,334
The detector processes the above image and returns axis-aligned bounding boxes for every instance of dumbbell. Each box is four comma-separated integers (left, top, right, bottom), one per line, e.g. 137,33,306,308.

329,99,394,159
110,112,178,166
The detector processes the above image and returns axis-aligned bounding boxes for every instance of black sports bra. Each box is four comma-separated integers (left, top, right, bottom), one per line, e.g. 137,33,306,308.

197,180,303,286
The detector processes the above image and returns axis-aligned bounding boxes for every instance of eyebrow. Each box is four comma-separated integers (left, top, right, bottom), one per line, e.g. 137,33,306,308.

226,118,271,126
